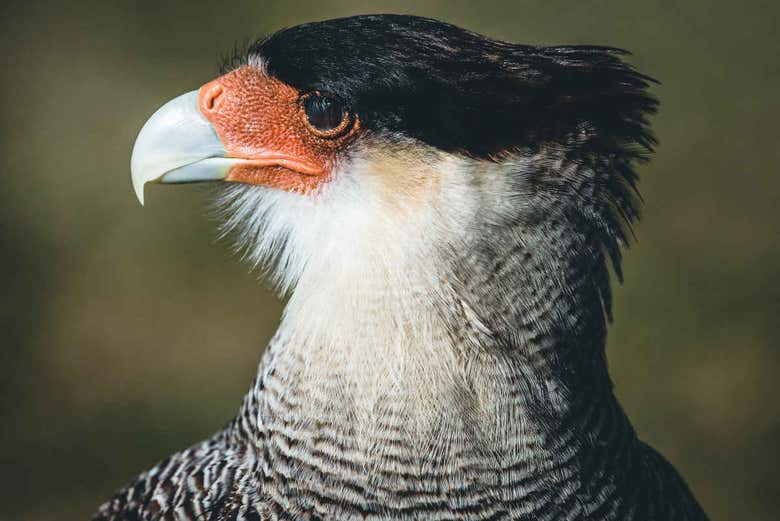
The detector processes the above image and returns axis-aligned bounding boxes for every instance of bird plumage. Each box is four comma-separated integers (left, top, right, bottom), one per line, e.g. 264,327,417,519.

98,14,708,520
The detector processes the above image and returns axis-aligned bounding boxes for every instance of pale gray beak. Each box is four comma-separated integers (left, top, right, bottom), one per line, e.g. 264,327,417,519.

130,91,234,205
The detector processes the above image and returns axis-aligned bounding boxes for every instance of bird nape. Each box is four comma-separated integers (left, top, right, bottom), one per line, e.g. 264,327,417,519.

100,14,708,521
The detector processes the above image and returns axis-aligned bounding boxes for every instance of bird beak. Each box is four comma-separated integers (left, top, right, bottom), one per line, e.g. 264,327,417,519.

130,90,232,205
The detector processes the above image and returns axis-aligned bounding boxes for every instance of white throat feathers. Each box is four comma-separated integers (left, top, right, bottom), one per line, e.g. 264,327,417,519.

216,138,525,443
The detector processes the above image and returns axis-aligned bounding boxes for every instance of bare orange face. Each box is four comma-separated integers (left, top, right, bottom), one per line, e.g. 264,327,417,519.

197,66,361,194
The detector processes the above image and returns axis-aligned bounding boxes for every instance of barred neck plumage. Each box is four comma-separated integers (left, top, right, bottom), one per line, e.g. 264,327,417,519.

96,155,708,521
95,148,710,520
221,174,646,517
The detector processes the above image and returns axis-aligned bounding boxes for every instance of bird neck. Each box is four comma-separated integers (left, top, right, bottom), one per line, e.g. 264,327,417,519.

235,202,633,471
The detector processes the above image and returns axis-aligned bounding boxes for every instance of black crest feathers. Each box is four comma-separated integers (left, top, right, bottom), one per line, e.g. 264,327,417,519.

252,15,658,160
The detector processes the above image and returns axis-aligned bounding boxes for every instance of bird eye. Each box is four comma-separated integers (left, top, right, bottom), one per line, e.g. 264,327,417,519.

301,93,352,137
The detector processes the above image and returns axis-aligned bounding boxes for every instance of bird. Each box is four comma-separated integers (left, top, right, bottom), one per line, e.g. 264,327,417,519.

96,14,709,521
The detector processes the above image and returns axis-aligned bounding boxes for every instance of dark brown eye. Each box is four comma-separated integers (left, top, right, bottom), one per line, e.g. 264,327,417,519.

302,93,351,137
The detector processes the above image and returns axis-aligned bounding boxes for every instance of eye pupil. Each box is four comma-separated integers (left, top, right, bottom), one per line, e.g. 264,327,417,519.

304,94,347,133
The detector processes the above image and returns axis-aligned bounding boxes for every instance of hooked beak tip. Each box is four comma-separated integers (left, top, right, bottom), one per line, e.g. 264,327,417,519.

133,179,146,206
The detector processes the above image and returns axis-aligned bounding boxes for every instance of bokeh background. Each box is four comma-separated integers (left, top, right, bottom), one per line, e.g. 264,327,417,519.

1,0,777,519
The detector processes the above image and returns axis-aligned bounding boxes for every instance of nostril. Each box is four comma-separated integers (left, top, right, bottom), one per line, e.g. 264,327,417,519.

199,81,224,113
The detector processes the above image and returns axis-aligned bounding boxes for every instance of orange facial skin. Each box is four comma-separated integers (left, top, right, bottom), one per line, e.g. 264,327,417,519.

198,66,361,194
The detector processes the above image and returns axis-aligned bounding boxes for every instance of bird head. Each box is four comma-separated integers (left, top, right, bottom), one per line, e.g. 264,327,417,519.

132,14,656,297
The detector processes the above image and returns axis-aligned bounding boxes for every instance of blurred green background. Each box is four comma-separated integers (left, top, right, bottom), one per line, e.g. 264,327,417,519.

1,0,777,519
